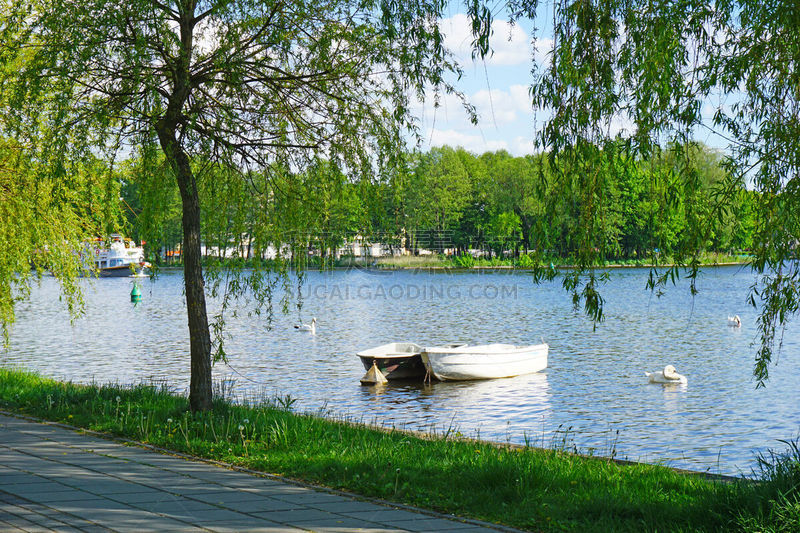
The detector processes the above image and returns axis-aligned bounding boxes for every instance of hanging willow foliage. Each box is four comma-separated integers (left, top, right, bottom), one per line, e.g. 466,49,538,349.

489,0,800,384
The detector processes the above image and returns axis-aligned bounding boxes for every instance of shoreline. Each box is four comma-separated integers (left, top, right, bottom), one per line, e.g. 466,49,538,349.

0,367,785,531
152,261,751,273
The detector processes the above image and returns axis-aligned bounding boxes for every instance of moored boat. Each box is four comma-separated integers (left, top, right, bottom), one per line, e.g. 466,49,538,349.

421,343,548,381
356,342,426,380
84,234,151,277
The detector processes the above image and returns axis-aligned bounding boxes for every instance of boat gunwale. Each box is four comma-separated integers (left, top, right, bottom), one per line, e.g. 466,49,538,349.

356,342,424,359
357,353,422,359
423,343,548,356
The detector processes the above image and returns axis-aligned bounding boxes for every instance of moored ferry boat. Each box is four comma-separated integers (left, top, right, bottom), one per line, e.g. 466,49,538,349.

85,234,151,277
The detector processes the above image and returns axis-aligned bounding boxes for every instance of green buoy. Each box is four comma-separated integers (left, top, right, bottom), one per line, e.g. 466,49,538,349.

130,283,142,303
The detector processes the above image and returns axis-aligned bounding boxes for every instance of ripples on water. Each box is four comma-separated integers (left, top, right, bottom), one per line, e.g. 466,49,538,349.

3,266,799,476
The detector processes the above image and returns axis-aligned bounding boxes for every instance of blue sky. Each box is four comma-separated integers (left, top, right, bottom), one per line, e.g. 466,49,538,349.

413,10,730,157
412,13,544,156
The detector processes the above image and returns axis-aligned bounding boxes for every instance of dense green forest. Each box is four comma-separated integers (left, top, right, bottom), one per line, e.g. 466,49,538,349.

122,142,755,265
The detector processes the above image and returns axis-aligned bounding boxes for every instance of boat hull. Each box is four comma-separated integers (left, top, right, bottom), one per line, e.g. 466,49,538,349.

422,343,548,381
98,265,147,278
357,342,426,380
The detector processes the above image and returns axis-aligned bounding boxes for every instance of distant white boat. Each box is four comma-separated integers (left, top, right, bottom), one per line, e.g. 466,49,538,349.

83,234,150,277
421,343,548,381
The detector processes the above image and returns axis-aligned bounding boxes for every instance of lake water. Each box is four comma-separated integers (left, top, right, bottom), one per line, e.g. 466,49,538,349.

3,266,798,477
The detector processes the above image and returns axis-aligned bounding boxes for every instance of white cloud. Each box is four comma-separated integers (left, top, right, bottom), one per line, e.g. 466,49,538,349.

426,128,509,154
440,14,531,67
512,136,537,156
413,84,533,133
471,84,532,126
509,84,532,112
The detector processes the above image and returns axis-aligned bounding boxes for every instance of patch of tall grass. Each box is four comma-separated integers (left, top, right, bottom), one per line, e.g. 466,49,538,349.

0,367,794,532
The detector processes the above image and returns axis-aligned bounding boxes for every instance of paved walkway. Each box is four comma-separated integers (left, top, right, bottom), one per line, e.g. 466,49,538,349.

0,414,513,532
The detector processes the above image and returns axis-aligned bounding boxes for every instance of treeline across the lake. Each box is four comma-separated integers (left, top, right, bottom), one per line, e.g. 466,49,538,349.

121,141,755,265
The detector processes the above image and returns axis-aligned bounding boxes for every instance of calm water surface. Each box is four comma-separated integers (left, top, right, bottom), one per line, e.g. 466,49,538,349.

4,266,799,476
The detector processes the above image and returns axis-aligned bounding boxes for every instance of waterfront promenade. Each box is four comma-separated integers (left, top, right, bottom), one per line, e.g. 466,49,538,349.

0,413,515,532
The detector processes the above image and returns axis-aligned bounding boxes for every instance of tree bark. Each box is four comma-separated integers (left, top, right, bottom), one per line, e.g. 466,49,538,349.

151,1,213,412
156,122,214,412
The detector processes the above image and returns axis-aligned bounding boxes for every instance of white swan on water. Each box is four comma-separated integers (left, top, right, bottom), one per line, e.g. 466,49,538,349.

645,365,687,385
294,317,316,335
727,315,742,327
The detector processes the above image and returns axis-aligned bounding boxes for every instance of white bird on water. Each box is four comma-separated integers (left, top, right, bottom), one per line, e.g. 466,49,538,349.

727,315,742,327
294,317,316,335
645,365,688,385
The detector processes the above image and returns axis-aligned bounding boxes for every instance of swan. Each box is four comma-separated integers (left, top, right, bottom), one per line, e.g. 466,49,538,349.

645,365,687,384
727,315,742,327
294,317,316,335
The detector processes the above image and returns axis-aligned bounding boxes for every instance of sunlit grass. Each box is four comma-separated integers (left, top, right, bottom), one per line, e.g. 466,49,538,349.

373,251,749,270
1,367,796,532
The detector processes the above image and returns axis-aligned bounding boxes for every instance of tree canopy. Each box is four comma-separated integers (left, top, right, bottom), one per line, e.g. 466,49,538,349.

486,0,799,384
0,0,464,410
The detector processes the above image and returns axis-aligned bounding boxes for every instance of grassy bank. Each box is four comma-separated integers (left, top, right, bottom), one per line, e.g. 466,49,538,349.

374,252,750,270
1,368,797,532
154,251,750,271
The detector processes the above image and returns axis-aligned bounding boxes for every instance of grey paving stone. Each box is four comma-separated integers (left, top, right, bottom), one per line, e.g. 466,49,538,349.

106,490,182,504
0,457,51,470
161,484,233,497
107,517,207,532
35,509,110,531
21,514,84,532
204,519,306,532
3,481,73,497
185,490,276,505
214,497,301,513
169,507,254,523
48,498,138,516
0,474,45,485
142,476,215,491
240,483,312,496
66,480,154,495
381,518,490,531
440,524,504,533
133,498,223,514
347,508,430,522
271,491,353,505
311,500,387,513
170,472,258,485
291,516,396,530
0,512,44,531
26,490,96,503
0,519,26,532
250,508,339,523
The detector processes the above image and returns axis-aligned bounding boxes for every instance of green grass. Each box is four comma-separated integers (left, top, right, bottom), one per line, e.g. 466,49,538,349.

374,251,750,271
1,367,797,532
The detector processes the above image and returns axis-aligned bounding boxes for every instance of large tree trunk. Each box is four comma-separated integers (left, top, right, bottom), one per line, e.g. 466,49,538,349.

177,162,214,412
157,123,214,412
153,4,213,412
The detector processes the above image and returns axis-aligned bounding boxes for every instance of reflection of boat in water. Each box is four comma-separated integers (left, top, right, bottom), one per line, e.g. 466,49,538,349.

84,235,151,277
357,342,426,380
421,343,549,381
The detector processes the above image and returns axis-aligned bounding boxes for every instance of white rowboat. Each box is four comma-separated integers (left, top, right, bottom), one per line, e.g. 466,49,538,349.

357,342,426,380
421,343,548,381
